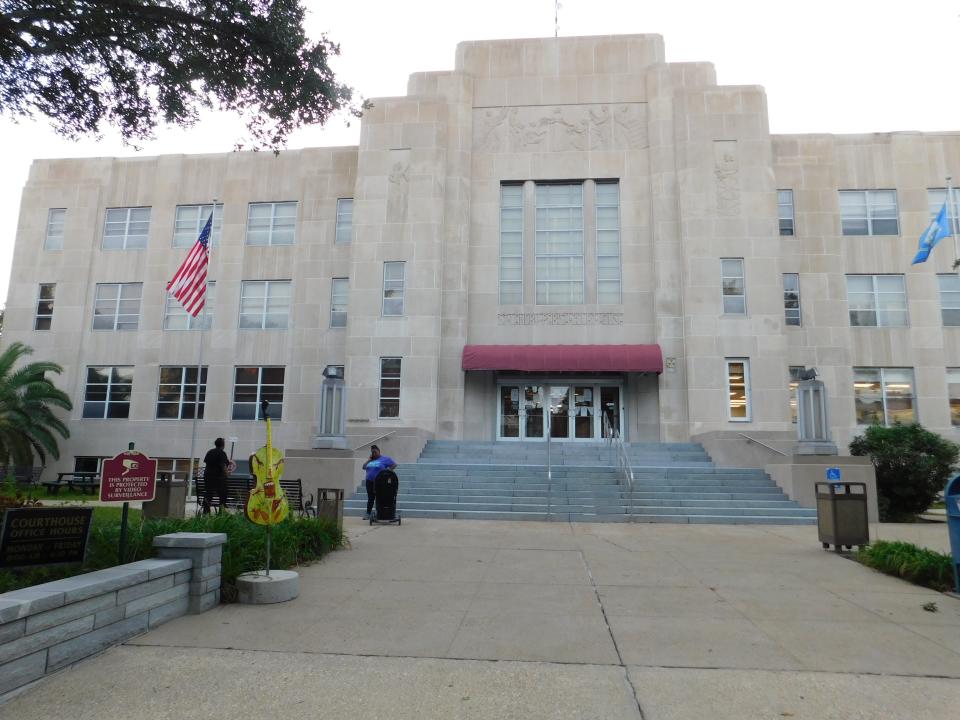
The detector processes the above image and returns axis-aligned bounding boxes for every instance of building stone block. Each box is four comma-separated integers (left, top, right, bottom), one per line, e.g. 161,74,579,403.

0,615,93,665
0,617,25,644
124,584,189,618
116,575,175,606
46,613,149,672
188,590,220,615
24,593,116,635
0,590,64,620
93,606,126,629
0,650,47,695
147,597,190,629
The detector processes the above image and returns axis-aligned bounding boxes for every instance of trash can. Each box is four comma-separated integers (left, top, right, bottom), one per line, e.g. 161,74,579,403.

143,472,188,519
816,481,869,552
945,474,960,593
307,488,343,529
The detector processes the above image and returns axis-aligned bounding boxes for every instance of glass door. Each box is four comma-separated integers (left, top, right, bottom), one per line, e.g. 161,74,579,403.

499,385,545,440
499,386,520,439
499,382,623,441
573,386,595,439
548,385,570,439
522,385,544,439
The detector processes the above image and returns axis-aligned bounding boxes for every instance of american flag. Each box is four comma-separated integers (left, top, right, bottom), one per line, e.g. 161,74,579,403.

166,213,212,317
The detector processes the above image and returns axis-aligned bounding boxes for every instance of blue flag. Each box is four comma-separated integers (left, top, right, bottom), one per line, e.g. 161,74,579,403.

912,203,951,264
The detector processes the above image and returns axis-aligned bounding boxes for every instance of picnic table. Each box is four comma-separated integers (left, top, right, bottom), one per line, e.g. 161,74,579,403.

42,472,100,495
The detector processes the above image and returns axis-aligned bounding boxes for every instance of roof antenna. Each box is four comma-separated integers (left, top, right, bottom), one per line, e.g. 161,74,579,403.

555,0,561,37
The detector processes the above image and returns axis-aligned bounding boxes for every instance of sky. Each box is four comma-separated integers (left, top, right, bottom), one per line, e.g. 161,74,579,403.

2,0,959,303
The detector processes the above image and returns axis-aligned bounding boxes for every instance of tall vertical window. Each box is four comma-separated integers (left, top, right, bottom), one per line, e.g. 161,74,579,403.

726,359,751,421
330,278,348,328
853,367,915,425
82,366,134,419
937,274,960,326
845,275,908,327
788,366,804,423
156,366,208,419
783,273,801,326
174,204,222,247
778,190,794,236
382,262,405,316
335,198,353,244
379,358,401,418
35,283,55,330
535,183,584,305
246,201,297,245
927,188,960,234
499,184,523,304
948,368,960,426
93,283,142,330
232,367,285,420
596,181,622,304
45,208,65,250
239,280,292,329
319,366,345,436
164,282,215,330
103,207,151,249
721,258,746,314
839,190,899,236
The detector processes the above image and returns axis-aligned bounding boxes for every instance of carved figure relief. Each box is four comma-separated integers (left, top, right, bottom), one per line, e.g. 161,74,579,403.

713,140,740,216
387,152,410,223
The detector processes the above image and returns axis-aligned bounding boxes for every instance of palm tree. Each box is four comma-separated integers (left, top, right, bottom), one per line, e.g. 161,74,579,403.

0,342,72,469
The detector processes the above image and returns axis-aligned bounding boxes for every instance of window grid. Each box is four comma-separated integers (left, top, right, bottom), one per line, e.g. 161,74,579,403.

535,183,584,305
156,457,199,482
93,283,142,331
839,190,899,236
164,282,215,330
721,258,746,315
783,273,801,326
45,209,65,250
239,280,292,329
379,357,401,418
499,184,523,304
778,190,794,236
382,262,405,316
82,366,134,419
156,366,208,420
948,368,960,427
232,366,285,420
788,366,804,424
845,275,908,327
853,367,916,426
596,181,622,304
102,207,151,249
35,283,55,330
173,204,222,248
246,202,297,246
937,274,960,326
330,278,348,328
74,456,105,474
335,198,353,244
726,359,751,422
927,188,960,235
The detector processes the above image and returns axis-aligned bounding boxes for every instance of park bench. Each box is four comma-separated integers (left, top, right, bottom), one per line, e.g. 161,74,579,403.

279,478,305,517
42,471,99,495
193,475,253,514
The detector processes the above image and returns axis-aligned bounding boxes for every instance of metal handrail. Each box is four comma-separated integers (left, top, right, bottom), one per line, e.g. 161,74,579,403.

351,431,397,452
735,432,788,457
602,411,634,492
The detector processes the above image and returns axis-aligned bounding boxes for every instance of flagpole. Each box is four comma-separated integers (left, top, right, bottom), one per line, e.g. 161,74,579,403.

949,176,960,276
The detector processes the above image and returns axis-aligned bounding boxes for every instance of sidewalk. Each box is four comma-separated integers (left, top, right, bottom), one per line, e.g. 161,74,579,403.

2,518,959,719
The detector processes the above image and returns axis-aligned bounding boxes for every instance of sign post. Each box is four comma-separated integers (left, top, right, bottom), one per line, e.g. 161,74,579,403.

101,443,157,563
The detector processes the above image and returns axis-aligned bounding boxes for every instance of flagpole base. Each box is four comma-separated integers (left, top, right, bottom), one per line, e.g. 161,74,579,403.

236,570,300,604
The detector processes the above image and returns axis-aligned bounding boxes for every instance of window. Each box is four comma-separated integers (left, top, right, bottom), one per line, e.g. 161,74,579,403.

156,366,208,419
783,273,801,326
382,262,405,316
778,190,794,236
721,258,746,314
596,181,622,304
335,198,353,244
330,278,348,328
103,207,151,249
499,184,523,304
937,274,960,326
379,358,401,418
948,369,960,427
74,457,105,474
319,366,345,436
35,283,55,330
788,366,804,424
232,367,285,420
239,280,292,329
156,457,199,482
927,188,960,235
93,283,142,330
535,183,584,305
82,366,133,419
164,282,215,330
839,190,899,236
45,209,65,250
726,359,751,421
246,202,296,245
173,204,222,248
853,367,915,425
845,275,908,327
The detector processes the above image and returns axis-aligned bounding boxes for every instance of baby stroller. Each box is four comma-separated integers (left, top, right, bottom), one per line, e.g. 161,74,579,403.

370,468,401,526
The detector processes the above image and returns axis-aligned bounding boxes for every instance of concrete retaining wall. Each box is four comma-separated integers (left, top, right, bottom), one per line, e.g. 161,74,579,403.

0,532,226,695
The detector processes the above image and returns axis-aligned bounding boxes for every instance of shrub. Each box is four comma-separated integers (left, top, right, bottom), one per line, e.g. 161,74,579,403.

849,423,959,521
857,540,956,592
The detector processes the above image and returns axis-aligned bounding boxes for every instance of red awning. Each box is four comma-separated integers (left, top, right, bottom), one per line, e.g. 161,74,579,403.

461,344,663,374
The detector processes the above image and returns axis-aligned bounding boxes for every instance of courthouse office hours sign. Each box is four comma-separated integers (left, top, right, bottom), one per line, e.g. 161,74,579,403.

100,450,158,502
0,507,94,567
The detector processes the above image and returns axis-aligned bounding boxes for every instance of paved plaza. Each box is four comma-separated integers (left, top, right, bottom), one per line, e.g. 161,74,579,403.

2,517,959,719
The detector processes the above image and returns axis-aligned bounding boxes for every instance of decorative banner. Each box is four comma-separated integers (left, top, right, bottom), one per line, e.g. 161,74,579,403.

101,451,158,502
0,507,94,568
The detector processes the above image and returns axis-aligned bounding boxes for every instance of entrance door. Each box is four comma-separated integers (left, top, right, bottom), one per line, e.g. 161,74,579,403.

548,386,570,439
499,385,544,440
498,382,622,441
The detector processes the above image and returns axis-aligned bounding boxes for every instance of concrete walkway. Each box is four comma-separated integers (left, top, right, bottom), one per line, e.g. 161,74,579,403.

3,518,959,719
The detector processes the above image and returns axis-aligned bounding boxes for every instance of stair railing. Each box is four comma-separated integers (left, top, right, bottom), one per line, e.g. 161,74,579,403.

602,410,634,493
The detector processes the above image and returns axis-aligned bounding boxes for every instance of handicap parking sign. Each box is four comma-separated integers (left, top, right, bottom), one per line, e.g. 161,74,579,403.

826,467,841,481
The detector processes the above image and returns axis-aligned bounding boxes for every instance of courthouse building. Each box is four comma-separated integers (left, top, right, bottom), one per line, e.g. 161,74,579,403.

4,33,960,477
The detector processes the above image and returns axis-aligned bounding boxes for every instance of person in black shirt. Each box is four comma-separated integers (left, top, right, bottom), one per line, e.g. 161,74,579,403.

202,438,231,514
